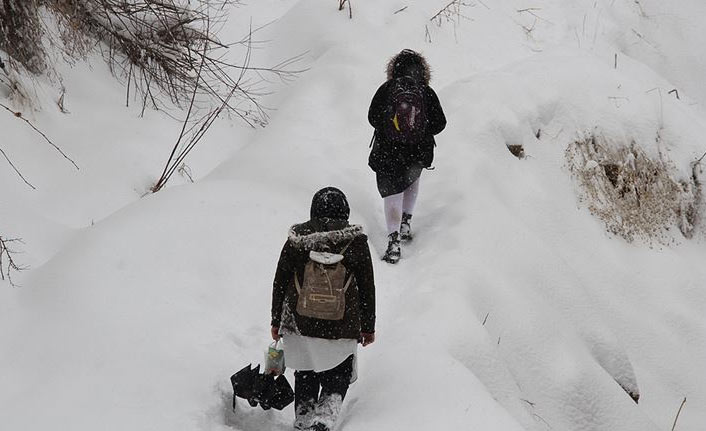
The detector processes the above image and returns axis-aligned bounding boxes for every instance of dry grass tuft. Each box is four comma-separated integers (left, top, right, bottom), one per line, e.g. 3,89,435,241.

566,133,701,243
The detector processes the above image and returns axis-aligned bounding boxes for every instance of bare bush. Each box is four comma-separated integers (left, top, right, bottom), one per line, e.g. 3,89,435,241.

0,0,46,74
0,235,26,286
566,133,700,243
430,0,473,25
2,0,304,192
428,0,475,43
48,0,276,122
2,1,302,122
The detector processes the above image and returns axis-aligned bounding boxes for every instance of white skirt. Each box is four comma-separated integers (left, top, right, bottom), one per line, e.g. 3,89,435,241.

282,334,357,374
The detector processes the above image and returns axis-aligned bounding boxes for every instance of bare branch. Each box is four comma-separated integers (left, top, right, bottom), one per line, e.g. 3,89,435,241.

0,146,36,189
0,235,27,286
151,18,258,193
0,102,79,169
393,6,408,15
671,397,687,431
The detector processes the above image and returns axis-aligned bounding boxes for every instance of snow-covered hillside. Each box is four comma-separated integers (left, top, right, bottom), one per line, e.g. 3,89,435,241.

2,1,706,430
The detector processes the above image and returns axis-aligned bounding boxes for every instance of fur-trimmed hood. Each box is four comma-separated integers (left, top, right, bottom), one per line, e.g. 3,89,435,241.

386,49,431,84
288,222,365,251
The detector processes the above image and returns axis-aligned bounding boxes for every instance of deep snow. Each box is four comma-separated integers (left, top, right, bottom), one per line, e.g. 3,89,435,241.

2,1,706,430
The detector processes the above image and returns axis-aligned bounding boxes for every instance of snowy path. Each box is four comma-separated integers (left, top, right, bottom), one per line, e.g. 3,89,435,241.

3,1,706,430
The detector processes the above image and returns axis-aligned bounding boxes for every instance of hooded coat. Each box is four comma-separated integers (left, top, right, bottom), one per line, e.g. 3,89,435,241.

271,189,376,340
368,50,447,197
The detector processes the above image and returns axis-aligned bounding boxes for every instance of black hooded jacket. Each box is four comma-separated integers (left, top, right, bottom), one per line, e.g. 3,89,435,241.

368,50,447,175
271,189,376,340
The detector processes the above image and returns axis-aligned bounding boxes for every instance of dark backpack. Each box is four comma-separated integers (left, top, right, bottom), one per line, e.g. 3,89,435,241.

382,76,427,144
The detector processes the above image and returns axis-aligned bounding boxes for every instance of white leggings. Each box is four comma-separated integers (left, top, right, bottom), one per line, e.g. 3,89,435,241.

383,178,420,235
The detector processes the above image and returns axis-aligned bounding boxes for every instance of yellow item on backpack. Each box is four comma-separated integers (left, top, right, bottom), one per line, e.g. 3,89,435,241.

392,113,400,131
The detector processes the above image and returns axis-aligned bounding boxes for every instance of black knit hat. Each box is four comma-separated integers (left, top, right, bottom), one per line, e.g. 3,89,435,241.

310,187,350,220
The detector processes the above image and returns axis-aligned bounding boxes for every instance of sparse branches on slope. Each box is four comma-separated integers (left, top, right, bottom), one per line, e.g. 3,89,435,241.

50,0,271,121
149,20,306,193
2,0,303,123
430,0,473,26
0,235,26,286
150,25,245,193
429,0,474,42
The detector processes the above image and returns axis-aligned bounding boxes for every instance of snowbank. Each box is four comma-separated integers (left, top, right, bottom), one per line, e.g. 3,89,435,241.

2,1,706,431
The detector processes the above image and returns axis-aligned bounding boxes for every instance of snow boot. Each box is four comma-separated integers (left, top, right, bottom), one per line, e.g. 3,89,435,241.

294,411,313,430
309,393,342,431
294,400,315,430
400,212,413,241
382,232,401,264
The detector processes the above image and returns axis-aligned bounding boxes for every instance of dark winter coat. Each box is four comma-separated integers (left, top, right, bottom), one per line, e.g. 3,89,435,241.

271,218,376,340
367,50,447,196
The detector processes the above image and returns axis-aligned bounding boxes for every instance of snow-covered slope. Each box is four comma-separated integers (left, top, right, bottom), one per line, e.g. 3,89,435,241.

2,1,706,430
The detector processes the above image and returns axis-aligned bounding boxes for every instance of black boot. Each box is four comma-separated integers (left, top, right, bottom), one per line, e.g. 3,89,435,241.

400,212,413,241
382,232,401,264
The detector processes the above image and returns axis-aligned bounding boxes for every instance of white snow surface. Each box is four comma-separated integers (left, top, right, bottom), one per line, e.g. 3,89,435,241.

2,1,706,430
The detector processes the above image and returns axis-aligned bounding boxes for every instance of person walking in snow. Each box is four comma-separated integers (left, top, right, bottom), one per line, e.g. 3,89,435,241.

270,187,376,431
368,49,446,263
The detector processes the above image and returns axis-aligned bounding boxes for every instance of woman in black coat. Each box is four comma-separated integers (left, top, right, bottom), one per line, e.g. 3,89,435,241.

271,187,375,431
368,49,446,263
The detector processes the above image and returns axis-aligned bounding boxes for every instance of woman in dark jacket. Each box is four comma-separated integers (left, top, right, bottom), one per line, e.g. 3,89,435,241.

271,187,375,431
368,49,446,263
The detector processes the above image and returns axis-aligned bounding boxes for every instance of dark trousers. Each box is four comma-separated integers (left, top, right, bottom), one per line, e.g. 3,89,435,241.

294,354,354,416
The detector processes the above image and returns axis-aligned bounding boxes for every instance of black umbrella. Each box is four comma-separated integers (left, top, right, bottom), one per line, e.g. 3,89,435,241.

252,373,277,410
269,374,295,410
230,364,260,409
230,364,294,411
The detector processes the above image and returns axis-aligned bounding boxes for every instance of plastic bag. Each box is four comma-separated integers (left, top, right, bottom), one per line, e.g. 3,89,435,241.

264,340,285,375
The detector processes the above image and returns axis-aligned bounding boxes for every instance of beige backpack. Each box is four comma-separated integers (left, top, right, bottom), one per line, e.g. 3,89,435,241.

294,241,354,321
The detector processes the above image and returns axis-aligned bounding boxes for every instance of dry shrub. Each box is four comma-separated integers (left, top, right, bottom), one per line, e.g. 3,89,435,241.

566,133,701,243
0,0,46,74
1,1,300,123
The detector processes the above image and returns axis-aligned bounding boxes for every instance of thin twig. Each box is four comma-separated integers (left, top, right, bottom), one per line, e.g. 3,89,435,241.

431,0,459,22
0,147,36,189
0,102,79,170
670,397,687,431
0,236,27,286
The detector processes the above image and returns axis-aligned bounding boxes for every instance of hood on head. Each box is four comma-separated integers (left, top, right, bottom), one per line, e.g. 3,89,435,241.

386,49,431,84
310,187,350,221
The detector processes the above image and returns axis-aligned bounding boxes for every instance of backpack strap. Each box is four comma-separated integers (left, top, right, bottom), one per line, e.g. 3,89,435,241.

339,238,356,290
342,274,354,292
339,238,356,255
294,272,302,294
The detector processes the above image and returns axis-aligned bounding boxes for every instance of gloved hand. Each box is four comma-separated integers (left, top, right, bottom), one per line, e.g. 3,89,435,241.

360,332,375,346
